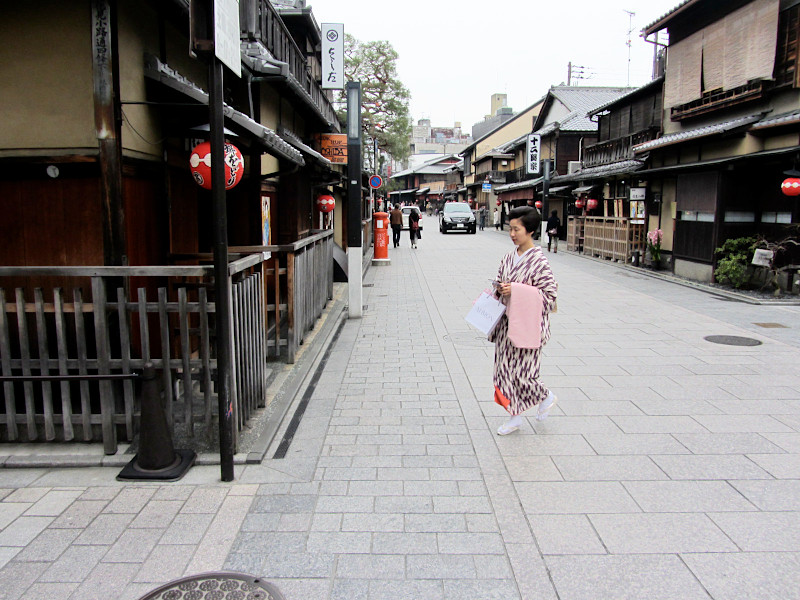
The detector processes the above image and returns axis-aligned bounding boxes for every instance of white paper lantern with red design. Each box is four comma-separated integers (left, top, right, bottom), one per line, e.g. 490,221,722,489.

781,177,800,196
535,200,543,209
575,198,586,209
316,195,335,213
586,198,599,210
189,141,244,190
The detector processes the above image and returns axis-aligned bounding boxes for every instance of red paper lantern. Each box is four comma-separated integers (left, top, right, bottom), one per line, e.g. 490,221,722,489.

316,194,335,213
781,177,800,196
189,141,244,190
586,198,599,210
496,199,501,206
535,200,543,209
575,198,586,209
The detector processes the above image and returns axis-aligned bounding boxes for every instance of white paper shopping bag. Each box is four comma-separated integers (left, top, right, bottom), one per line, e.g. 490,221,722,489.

465,291,506,335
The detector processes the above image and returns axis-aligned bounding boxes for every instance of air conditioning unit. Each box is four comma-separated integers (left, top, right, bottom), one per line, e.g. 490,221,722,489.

567,161,581,174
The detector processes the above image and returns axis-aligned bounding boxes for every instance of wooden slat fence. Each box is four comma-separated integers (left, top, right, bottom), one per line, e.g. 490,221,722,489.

0,255,270,454
231,228,334,364
582,217,645,262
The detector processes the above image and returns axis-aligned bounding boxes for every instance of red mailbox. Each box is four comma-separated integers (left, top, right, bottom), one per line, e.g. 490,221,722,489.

373,212,389,262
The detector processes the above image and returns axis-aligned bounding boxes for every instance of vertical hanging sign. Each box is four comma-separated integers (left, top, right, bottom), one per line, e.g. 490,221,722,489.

321,23,345,90
526,134,541,175
215,0,241,77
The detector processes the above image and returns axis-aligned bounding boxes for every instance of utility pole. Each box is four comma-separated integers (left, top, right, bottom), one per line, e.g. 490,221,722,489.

624,10,636,87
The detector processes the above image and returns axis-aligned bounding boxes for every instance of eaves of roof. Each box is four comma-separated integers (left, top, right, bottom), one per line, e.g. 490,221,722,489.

750,108,800,131
588,77,665,116
551,159,645,183
632,113,764,153
144,55,304,166
494,177,544,193
643,0,700,35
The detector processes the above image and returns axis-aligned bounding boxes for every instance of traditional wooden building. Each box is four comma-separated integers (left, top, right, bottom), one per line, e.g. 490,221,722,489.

558,79,664,261
0,0,341,451
636,0,800,282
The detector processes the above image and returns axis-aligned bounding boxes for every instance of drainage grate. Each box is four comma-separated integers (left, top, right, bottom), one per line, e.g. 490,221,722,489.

704,335,762,346
753,322,788,329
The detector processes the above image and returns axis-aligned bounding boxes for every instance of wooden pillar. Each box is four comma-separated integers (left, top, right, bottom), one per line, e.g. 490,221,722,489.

92,0,126,266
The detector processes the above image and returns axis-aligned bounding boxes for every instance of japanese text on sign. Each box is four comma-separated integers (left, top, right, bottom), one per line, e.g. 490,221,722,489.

526,134,541,175
321,23,344,90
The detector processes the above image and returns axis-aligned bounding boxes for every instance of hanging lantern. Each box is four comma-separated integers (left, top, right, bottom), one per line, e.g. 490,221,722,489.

535,200,543,209
496,199,501,206
316,194,335,213
575,198,586,209
781,177,800,196
587,198,599,210
189,141,244,190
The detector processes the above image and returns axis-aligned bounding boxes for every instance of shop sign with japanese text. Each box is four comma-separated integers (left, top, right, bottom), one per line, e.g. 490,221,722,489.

321,23,344,90
526,134,541,175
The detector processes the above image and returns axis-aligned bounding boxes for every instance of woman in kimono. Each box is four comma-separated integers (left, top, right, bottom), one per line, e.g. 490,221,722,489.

489,206,558,435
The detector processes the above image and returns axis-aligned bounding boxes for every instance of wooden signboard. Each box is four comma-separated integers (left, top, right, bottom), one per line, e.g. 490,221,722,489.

315,134,347,164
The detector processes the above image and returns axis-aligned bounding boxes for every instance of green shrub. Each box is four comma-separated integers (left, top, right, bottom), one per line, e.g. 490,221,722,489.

714,236,757,289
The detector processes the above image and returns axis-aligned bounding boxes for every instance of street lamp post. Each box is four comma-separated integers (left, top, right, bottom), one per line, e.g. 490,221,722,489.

346,82,363,319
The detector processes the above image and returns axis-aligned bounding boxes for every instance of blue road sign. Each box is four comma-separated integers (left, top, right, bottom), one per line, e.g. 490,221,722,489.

369,175,383,189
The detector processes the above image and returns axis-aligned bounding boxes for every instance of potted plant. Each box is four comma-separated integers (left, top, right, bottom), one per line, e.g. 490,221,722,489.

646,229,663,269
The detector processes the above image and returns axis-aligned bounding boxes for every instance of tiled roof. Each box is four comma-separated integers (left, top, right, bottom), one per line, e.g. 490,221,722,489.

750,109,800,131
633,114,764,153
494,177,544,193
551,160,645,183
534,87,636,136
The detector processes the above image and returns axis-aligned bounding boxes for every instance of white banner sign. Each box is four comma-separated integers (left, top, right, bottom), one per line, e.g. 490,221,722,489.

526,134,541,175
321,23,345,90
215,0,241,77
630,187,646,200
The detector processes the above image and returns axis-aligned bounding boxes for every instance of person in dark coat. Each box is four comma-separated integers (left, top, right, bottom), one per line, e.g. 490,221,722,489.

546,210,561,253
390,204,403,248
408,208,420,249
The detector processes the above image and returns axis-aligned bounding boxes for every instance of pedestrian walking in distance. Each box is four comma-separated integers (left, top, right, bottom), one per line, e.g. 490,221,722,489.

546,209,561,253
490,206,558,435
479,206,487,231
390,204,403,248
493,208,501,230
408,207,420,249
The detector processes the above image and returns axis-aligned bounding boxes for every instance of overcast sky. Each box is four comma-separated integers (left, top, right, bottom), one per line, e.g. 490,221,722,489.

308,0,680,130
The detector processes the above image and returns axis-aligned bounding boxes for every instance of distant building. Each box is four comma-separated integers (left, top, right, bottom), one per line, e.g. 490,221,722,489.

410,119,472,155
472,93,517,139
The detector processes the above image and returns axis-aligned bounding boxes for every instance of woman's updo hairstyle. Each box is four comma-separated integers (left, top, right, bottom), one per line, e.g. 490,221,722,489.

507,206,541,234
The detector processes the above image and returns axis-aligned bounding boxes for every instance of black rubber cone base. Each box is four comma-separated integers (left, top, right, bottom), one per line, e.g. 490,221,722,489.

117,449,196,482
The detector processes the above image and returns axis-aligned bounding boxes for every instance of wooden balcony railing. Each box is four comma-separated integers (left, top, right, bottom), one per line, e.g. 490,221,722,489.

241,0,338,126
583,129,659,168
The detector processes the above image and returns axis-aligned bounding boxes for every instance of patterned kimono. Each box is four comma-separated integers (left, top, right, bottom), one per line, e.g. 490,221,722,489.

489,246,558,416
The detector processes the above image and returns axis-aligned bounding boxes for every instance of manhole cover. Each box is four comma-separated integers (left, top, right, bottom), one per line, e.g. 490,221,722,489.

704,335,762,346
753,322,788,329
137,572,285,600
443,333,488,347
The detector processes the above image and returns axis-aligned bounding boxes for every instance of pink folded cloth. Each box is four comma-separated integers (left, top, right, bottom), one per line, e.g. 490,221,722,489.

507,282,543,349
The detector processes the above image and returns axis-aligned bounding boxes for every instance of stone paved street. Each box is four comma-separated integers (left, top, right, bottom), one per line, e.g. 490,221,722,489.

1,227,799,599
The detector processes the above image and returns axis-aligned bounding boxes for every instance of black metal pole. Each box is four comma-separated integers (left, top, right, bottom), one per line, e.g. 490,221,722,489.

541,159,551,241
209,58,235,482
